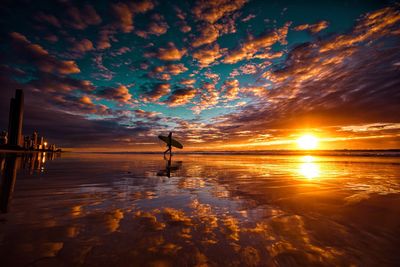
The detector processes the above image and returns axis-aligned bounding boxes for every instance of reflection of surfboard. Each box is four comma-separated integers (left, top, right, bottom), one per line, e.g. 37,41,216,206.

158,135,183,149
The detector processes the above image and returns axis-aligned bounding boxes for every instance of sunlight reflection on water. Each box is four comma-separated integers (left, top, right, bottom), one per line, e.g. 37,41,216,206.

0,152,400,266
298,156,320,179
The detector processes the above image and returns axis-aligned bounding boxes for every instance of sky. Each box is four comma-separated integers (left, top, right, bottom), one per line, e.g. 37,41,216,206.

0,0,399,151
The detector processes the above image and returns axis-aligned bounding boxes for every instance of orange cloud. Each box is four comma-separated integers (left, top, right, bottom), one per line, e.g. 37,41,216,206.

191,24,220,47
10,32,80,74
27,74,95,95
319,7,400,52
223,22,291,64
239,63,257,74
129,0,155,13
153,42,187,61
144,83,171,102
192,0,248,24
70,38,94,53
165,88,197,107
180,79,196,85
222,79,240,100
148,64,188,80
207,7,400,148
133,109,162,120
136,13,169,38
79,95,93,105
111,0,155,34
204,71,220,82
179,23,192,33
294,20,329,33
98,85,132,104
192,82,220,114
166,64,188,75
97,25,116,50
147,14,169,35
50,94,110,115
112,2,134,33
192,44,225,67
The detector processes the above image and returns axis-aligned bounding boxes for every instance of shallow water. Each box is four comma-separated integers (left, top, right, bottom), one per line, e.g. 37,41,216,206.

0,152,400,266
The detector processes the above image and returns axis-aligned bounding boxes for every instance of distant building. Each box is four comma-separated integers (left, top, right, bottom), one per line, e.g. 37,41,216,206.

23,135,30,149
31,131,38,149
38,136,44,150
8,89,24,146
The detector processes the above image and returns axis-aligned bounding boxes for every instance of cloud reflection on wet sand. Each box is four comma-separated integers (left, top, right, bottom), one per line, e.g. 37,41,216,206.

0,153,399,266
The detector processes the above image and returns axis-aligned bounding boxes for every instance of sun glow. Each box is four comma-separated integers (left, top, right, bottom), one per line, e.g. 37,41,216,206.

297,134,318,150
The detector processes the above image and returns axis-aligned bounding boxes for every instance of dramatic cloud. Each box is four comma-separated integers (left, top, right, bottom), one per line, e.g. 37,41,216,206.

180,79,196,86
215,7,400,137
112,2,134,33
27,74,94,94
53,94,111,115
97,85,132,104
192,0,248,24
136,14,169,37
319,7,400,52
192,44,225,67
223,22,291,64
165,88,197,107
148,42,187,61
151,64,188,75
111,0,155,33
193,82,220,113
130,0,156,13
191,24,220,47
1,1,399,149
143,83,171,102
9,32,80,74
97,26,116,50
237,63,257,75
166,64,188,75
147,64,188,80
222,79,240,100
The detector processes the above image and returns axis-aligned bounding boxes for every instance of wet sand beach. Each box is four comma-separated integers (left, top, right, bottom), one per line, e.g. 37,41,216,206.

1,152,400,266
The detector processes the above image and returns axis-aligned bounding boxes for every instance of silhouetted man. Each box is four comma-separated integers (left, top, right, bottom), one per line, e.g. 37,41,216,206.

164,132,172,158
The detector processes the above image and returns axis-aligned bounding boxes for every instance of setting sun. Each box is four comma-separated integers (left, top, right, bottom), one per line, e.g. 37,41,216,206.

297,134,318,150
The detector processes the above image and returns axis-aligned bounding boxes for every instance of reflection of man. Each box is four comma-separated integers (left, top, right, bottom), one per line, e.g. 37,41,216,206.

163,132,172,158
156,155,171,177
165,156,171,178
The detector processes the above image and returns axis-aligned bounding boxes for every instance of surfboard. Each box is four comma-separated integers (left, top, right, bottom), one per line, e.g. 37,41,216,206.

158,135,183,149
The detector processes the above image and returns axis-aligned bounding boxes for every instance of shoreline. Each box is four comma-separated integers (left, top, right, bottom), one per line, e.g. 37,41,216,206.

27,149,400,157
2,148,399,157
0,147,62,153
